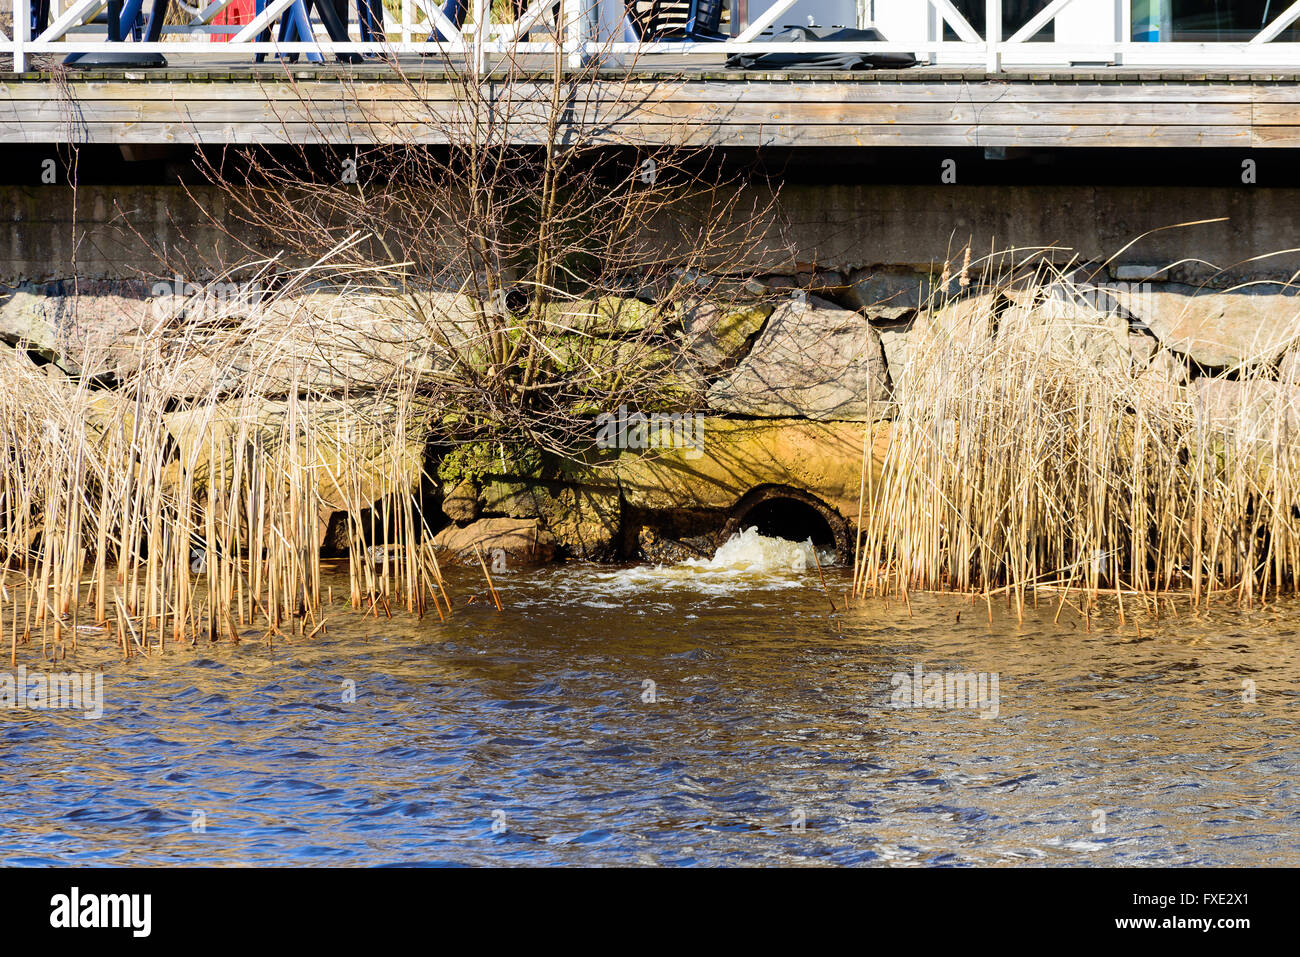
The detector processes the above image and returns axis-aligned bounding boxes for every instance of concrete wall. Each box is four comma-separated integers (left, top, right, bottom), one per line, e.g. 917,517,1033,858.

718,183,1300,286
1,185,235,284
5,181,1300,285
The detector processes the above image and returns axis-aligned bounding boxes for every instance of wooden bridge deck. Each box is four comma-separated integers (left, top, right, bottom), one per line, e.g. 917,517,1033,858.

7,61,1300,147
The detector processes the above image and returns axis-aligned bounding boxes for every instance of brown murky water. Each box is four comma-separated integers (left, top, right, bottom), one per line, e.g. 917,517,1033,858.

1,531,1297,865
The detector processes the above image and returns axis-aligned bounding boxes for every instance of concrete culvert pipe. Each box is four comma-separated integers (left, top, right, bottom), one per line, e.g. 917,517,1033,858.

722,484,850,563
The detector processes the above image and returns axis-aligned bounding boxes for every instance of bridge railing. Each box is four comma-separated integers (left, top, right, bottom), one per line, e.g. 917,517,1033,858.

6,0,1300,74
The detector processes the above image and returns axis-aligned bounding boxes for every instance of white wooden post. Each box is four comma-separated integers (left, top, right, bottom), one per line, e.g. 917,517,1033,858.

16,0,30,72
564,0,619,69
565,0,586,68
1118,0,1131,63
872,0,928,63
473,0,487,72
730,0,746,35
401,0,410,46
1057,0,1121,63
985,0,1000,71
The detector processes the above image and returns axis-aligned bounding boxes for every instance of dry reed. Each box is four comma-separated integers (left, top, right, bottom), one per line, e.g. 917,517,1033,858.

0,262,443,658
853,252,1300,616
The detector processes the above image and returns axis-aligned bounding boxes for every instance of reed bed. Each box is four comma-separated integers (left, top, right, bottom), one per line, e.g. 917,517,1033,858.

852,256,1300,617
0,270,452,661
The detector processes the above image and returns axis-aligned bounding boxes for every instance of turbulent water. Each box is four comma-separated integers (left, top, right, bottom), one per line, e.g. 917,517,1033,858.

1,530,1298,866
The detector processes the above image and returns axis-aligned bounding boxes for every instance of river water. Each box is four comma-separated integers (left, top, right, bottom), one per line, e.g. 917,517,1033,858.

1,530,1297,866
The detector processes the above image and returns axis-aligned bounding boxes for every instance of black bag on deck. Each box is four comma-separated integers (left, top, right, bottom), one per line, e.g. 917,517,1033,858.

725,26,919,71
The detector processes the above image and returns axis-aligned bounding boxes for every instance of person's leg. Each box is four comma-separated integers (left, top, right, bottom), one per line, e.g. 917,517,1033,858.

356,0,369,41
428,0,467,42
32,0,51,35
280,0,301,63
358,0,381,42
255,0,272,61
309,0,363,61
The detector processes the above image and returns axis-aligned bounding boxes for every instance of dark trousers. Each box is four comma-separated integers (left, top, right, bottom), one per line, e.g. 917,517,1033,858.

357,0,382,42
31,0,52,34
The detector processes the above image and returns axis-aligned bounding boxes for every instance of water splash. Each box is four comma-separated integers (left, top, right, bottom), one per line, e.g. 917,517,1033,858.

682,526,828,574
565,528,833,602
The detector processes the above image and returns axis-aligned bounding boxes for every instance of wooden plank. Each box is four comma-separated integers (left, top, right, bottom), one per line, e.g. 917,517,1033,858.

1247,102,1300,124
0,93,1258,129
1250,124,1300,145
0,75,1250,93
4,77,1293,104
4,71,1298,147
0,120,1255,148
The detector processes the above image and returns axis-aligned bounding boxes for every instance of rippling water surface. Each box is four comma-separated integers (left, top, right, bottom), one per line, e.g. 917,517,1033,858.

2,531,1298,866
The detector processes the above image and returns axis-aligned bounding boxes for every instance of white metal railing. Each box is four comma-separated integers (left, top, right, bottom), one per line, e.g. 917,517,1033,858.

6,0,1300,75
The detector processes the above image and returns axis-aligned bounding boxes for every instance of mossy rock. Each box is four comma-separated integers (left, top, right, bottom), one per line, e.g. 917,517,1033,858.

676,300,774,370
481,477,621,561
538,297,665,336
436,442,545,486
442,479,481,525
542,335,673,378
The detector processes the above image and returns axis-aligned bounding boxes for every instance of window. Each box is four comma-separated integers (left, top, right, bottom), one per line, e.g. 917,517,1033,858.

943,1,1299,43
1149,1,1299,42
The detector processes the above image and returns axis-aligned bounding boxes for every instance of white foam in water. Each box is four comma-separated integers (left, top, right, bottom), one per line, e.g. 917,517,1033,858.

575,527,835,602
680,526,823,574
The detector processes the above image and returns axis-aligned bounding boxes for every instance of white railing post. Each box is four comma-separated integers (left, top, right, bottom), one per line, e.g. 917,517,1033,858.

1057,0,1119,64
985,0,1000,72
1118,0,1130,62
16,0,31,72
473,0,487,73
596,0,624,67
565,0,589,69
730,0,746,35
874,0,928,63
401,0,410,46
977,0,998,70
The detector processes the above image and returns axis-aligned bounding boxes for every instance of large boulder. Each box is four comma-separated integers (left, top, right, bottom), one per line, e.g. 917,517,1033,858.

919,291,998,344
539,297,663,335
542,335,674,386
1109,283,1300,369
676,299,773,371
432,517,556,565
843,268,931,319
706,295,890,421
866,292,997,392
552,483,622,559
0,289,156,378
617,416,889,519
162,394,429,513
874,320,915,384
174,289,480,397
441,479,480,525
481,478,622,561
999,294,1133,377
1,287,484,395
1192,378,1300,441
